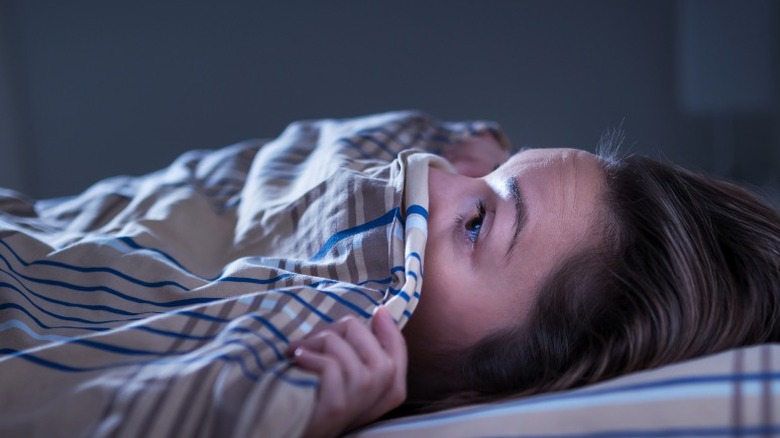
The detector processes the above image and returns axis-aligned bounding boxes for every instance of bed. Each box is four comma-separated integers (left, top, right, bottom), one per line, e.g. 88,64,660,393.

0,111,777,437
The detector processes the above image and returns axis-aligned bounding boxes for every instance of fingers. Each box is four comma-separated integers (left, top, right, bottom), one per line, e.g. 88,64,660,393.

365,307,408,416
290,317,384,374
295,326,368,382
287,308,408,436
292,345,364,438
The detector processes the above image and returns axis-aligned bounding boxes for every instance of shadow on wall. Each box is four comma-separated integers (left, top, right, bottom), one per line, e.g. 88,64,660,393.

0,0,777,201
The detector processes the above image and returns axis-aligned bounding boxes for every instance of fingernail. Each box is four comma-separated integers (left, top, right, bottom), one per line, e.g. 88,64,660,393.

293,347,304,358
373,306,386,320
374,306,398,326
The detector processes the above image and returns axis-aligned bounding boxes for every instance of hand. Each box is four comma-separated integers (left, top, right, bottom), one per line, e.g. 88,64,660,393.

442,133,510,178
288,307,407,438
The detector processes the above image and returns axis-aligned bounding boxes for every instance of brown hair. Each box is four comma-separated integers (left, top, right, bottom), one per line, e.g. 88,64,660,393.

406,150,780,410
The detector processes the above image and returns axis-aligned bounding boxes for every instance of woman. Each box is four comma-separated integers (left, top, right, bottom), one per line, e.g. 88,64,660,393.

290,132,780,437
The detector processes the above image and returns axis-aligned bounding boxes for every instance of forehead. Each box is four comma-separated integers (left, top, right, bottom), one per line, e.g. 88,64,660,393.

491,148,607,317
511,147,597,169
489,146,607,271
488,148,604,197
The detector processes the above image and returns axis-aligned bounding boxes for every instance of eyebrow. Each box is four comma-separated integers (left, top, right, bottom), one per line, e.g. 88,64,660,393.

504,176,528,264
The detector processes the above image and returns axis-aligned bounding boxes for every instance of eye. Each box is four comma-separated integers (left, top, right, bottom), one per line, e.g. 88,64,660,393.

464,200,486,244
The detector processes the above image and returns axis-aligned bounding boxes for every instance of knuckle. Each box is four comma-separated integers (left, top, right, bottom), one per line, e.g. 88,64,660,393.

375,355,394,377
324,398,348,417
318,330,339,347
343,316,365,333
320,356,338,371
388,383,406,406
354,371,372,392
395,331,407,349
338,315,359,326
307,322,332,338
335,315,365,340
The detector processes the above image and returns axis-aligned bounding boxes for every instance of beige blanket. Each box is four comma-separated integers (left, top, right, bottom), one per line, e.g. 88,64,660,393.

0,111,504,437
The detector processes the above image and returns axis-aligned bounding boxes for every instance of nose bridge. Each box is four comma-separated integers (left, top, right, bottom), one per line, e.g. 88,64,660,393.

430,167,476,198
428,167,470,218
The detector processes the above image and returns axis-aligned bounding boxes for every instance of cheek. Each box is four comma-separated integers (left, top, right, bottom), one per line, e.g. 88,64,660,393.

405,249,471,348
410,279,471,351
415,264,499,350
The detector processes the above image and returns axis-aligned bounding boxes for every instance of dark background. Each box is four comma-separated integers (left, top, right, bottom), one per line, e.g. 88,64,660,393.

0,0,777,203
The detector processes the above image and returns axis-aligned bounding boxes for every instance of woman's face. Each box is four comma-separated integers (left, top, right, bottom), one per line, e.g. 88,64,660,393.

403,147,606,357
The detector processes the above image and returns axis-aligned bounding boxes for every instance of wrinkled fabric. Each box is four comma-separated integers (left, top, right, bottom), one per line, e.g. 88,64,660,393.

0,111,507,437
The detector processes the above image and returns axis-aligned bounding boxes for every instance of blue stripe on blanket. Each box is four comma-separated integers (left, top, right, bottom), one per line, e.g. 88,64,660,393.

0,302,110,332
0,268,169,316
134,325,215,341
335,286,381,307
309,279,381,307
315,288,372,319
0,239,190,291
310,207,400,262
219,273,296,285
405,204,428,220
131,324,285,361
358,276,392,286
0,281,143,325
406,252,423,276
2,318,287,363
228,326,286,361
117,236,193,274
0,264,216,310
248,314,289,344
0,341,317,386
387,287,411,301
0,319,69,342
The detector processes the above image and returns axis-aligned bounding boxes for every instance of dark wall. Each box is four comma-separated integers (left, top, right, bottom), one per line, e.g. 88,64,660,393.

0,0,777,200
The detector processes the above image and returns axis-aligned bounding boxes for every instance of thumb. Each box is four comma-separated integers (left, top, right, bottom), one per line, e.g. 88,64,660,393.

371,307,407,362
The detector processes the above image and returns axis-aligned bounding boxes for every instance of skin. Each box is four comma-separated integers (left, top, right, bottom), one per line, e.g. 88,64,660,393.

290,136,607,437
404,144,607,360
289,307,406,438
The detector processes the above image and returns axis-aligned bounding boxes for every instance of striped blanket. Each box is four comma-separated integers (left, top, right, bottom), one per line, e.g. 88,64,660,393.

0,111,499,437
